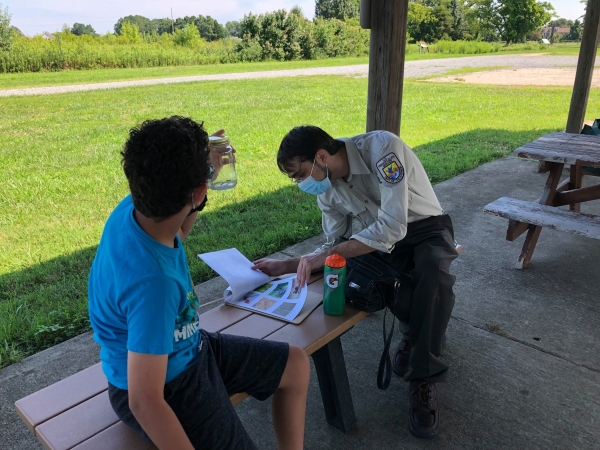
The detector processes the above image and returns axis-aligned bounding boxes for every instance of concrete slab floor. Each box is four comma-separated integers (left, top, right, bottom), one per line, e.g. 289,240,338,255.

1,155,599,449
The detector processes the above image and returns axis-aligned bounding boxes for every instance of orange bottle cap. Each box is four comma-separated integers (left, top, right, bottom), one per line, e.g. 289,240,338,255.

325,253,346,268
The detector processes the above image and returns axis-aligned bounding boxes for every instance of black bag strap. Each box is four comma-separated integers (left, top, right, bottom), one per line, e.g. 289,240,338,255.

377,305,396,390
336,237,406,390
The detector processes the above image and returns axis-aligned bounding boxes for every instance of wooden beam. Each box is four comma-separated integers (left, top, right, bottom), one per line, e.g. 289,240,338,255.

566,0,600,134
539,163,565,204
366,0,409,135
554,183,600,207
506,220,529,242
556,178,571,193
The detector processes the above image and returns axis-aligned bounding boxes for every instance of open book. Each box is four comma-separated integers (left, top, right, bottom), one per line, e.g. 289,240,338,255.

198,248,310,322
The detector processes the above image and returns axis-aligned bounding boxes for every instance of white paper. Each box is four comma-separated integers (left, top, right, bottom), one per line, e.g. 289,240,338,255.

199,248,270,302
198,248,307,321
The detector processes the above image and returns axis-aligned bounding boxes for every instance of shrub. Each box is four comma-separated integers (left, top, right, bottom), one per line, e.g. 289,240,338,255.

119,22,142,44
173,23,204,47
237,40,263,62
238,10,304,61
238,10,369,62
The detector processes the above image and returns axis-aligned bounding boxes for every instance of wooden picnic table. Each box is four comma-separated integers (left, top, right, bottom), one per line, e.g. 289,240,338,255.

484,132,600,268
15,273,370,450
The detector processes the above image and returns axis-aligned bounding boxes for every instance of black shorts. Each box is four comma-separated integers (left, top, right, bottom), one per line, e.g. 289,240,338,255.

108,330,289,449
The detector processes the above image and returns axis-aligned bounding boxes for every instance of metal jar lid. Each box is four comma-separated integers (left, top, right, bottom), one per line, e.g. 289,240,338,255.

209,135,230,146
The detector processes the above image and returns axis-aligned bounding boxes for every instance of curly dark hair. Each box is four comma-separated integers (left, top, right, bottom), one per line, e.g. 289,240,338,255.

277,125,344,174
121,116,210,219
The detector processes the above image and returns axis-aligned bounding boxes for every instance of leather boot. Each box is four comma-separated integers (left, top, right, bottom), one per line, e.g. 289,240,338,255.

408,380,440,439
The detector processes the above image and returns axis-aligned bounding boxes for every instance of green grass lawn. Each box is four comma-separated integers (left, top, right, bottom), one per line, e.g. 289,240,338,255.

1,76,598,368
0,42,590,90
543,42,593,55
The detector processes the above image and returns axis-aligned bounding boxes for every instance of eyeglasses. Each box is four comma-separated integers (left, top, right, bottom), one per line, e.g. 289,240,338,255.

289,157,313,184
289,169,303,184
290,156,320,184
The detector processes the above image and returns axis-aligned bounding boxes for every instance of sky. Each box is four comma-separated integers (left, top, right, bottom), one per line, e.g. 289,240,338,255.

2,0,588,36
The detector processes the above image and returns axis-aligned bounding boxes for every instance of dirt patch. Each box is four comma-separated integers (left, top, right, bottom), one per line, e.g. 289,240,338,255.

427,68,600,87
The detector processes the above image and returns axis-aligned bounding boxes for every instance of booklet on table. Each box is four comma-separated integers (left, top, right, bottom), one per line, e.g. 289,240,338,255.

198,248,308,322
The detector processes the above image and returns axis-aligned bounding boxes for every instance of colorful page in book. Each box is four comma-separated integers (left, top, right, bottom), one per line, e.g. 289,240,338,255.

198,248,270,302
228,275,307,321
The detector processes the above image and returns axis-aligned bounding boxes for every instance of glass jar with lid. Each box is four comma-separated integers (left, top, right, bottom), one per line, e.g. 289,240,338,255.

208,135,237,190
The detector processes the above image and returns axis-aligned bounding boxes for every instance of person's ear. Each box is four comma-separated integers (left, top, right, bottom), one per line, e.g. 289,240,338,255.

192,183,209,207
316,149,328,165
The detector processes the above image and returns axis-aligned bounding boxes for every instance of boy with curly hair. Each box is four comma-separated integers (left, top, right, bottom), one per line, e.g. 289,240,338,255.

88,116,309,450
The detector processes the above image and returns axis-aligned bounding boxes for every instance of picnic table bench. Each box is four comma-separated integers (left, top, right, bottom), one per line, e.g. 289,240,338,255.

484,132,600,268
15,274,369,450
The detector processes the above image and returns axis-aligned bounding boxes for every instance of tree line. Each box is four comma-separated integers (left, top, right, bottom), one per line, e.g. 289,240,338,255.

0,0,590,74
68,0,576,46
315,0,558,45
0,0,587,55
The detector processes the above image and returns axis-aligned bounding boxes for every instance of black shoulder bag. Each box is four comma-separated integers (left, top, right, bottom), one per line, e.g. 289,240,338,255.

344,251,413,390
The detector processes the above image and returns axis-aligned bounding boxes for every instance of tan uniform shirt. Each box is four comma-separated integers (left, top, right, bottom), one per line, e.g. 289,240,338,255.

317,131,444,253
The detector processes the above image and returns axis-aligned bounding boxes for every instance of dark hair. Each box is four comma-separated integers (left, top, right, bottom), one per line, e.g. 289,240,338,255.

121,116,210,219
277,125,344,173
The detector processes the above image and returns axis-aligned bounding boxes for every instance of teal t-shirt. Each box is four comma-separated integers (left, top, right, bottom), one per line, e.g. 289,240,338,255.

88,195,200,390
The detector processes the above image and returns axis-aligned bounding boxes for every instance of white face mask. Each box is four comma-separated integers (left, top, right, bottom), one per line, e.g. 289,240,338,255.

297,157,332,195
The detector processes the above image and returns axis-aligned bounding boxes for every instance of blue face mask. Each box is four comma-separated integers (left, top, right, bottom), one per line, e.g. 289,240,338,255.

297,157,332,195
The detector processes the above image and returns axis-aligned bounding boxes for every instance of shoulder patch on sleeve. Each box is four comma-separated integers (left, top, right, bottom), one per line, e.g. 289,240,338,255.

376,153,404,184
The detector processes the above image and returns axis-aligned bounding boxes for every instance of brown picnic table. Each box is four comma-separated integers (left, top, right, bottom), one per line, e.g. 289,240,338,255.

15,273,369,450
484,132,600,268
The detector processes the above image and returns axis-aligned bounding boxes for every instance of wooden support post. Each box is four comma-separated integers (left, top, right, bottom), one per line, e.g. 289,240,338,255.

366,0,409,135
537,160,550,173
568,165,585,212
311,337,356,433
506,220,529,242
566,0,600,134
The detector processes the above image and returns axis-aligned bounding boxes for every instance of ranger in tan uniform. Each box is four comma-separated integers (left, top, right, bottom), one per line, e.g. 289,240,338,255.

317,131,444,252
253,126,458,439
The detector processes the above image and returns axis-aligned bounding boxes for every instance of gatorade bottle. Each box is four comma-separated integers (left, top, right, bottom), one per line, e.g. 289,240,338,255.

323,253,347,316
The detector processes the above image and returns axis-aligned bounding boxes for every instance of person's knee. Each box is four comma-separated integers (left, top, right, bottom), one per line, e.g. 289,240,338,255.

414,251,454,285
279,345,310,392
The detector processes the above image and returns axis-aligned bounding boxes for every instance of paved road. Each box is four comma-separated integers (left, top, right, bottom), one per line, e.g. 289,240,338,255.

0,54,585,98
